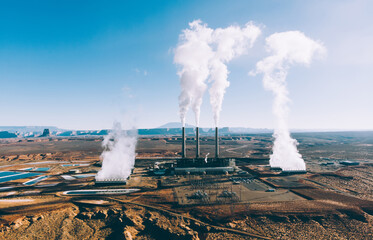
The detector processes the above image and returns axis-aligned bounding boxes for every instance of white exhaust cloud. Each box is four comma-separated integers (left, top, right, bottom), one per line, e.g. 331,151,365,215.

174,20,214,127
209,23,261,126
96,121,137,180
174,20,261,127
252,31,326,171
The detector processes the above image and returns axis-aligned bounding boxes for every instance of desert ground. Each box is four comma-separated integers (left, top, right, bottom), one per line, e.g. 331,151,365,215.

0,131,372,239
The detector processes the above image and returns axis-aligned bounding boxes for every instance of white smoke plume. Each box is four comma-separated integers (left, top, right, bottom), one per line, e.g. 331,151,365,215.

96,121,137,180
209,23,261,126
174,20,261,127
174,20,214,127
252,31,326,171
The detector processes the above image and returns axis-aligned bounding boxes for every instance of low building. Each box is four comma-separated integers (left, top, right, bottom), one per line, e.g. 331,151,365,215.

174,158,236,175
340,160,359,166
95,179,127,185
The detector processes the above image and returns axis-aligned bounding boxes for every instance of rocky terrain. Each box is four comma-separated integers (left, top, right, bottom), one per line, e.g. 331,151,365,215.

0,201,372,240
0,134,372,239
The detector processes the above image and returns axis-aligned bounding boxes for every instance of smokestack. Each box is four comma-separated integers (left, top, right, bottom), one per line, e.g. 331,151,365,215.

182,127,186,158
196,127,200,159
215,127,219,159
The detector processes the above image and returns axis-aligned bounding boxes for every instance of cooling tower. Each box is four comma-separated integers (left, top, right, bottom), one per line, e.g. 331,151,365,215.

215,127,219,159
182,127,186,158
196,127,200,158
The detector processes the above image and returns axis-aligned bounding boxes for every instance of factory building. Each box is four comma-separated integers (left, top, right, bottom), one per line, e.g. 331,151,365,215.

174,161,235,174
175,127,236,174
340,160,360,166
280,169,307,174
95,179,127,185
95,169,133,185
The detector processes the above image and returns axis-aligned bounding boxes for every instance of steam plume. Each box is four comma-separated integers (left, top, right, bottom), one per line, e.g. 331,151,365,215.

252,31,326,171
174,20,214,127
96,122,137,180
175,20,261,127
209,23,261,126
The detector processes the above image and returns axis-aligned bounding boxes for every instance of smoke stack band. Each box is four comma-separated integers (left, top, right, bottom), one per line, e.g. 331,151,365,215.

196,127,200,158
215,127,219,159
182,127,186,158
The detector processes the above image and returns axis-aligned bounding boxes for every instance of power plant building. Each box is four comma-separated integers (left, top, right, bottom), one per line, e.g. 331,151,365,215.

175,158,235,174
176,127,236,174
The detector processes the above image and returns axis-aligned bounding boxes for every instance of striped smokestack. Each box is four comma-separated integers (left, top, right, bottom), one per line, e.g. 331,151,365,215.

215,127,219,159
182,127,186,158
196,127,200,158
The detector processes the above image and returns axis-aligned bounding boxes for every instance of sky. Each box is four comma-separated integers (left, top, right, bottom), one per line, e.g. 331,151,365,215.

0,0,372,130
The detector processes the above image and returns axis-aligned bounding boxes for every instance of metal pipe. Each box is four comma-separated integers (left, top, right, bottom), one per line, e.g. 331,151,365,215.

196,127,200,158
215,127,219,159
182,127,186,158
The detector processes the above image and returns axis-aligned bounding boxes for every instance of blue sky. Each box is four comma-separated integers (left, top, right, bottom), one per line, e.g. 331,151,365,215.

0,0,372,130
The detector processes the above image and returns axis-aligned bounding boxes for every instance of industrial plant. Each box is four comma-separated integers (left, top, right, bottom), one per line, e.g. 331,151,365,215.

175,127,236,175
148,126,309,178
0,3,372,239
0,128,372,239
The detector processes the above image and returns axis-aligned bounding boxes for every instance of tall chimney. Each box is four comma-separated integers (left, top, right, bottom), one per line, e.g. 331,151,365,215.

182,127,186,158
196,127,200,158
215,127,219,159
